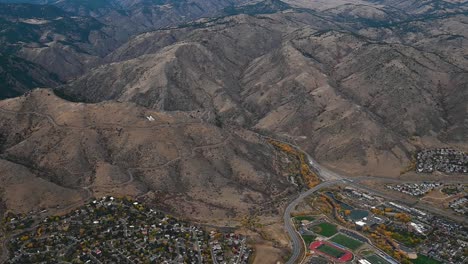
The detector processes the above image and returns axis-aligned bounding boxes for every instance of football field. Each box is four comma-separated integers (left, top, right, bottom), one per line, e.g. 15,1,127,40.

317,243,345,258
330,233,363,250
365,254,391,264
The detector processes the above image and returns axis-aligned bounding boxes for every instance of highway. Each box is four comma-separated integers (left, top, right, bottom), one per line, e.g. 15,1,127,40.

284,180,344,264
0,109,466,263
278,138,468,264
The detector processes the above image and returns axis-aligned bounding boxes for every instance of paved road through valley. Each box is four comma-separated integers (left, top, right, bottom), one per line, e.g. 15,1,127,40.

278,138,468,264
284,180,344,264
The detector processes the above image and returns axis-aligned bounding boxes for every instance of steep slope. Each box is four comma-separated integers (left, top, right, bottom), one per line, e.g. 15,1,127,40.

58,0,468,175
49,0,249,42
334,43,466,138
0,0,251,42
0,159,83,213
0,0,250,98
60,6,344,112
0,4,116,92
59,43,248,119
59,13,304,123
240,33,415,175
0,89,291,218
0,54,60,99
367,0,468,15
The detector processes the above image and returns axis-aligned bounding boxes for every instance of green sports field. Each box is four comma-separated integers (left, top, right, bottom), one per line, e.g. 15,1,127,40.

310,222,337,237
330,233,363,250
317,244,345,258
365,254,391,264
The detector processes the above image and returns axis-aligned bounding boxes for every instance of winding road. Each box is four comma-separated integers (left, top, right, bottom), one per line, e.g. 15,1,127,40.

277,138,468,264
0,108,255,262
0,106,233,263
1,107,467,264
284,180,344,264
0,106,202,130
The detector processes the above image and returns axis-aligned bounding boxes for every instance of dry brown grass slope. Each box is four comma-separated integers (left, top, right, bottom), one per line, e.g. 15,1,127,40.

59,3,467,176
0,89,293,219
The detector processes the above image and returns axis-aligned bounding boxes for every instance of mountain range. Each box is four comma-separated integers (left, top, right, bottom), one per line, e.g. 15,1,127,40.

0,1,467,259
58,0,468,175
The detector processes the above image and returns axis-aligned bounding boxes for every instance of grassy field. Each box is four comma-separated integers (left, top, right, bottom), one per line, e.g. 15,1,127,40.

317,244,345,258
311,222,337,237
294,216,315,222
301,234,316,246
410,255,441,264
365,254,391,264
330,233,363,250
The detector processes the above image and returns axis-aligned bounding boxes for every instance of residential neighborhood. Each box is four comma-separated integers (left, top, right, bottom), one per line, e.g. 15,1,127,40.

449,196,468,215
209,232,251,264
3,197,252,263
386,182,442,196
416,149,468,173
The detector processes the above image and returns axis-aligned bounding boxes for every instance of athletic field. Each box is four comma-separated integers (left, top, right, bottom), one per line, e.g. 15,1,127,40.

365,254,391,264
317,243,345,258
310,222,337,237
310,241,353,262
330,233,363,250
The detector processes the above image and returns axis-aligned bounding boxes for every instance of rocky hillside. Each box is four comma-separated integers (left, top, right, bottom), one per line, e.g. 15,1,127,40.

0,89,291,218
57,0,468,176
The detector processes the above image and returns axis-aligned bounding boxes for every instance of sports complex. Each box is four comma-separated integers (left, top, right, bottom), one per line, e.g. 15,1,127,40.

309,241,354,262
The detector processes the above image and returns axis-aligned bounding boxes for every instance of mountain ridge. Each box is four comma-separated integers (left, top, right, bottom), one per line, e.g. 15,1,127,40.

55,2,467,176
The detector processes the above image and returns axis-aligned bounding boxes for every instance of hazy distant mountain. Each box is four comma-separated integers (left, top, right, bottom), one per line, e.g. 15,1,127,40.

0,3,116,97
0,0,250,98
0,54,60,98
0,0,53,3
367,0,468,15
